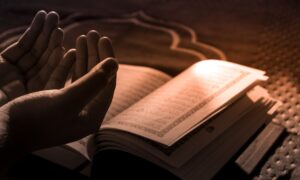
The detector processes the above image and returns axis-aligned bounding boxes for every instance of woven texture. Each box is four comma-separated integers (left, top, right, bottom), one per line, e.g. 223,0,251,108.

250,4,300,179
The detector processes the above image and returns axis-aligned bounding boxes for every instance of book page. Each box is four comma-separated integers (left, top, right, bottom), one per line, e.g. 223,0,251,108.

66,64,171,159
102,65,172,122
101,60,267,146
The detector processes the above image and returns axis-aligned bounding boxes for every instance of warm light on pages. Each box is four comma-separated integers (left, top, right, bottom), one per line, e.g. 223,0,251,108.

192,60,223,77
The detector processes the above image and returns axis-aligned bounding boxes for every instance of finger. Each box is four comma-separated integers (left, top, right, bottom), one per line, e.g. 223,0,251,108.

1,80,26,101
1,10,46,62
26,28,63,78
0,58,23,88
31,11,59,58
48,27,64,49
39,46,64,87
98,36,115,60
17,12,59,72
45,49,76,89
27,47,63,92
0,71,22,90
63,58,118,113
0,90,8,106
87,30,100,70
73,35,88,81
81,77,116,126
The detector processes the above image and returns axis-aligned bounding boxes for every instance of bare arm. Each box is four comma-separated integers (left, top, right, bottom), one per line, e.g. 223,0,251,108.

0,58,118,175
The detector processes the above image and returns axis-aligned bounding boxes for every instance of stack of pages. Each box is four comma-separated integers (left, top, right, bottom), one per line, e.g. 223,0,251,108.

35,60,280,179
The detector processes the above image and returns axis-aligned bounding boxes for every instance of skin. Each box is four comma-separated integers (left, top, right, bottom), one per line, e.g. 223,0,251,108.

0,11,119,175
0,10,71,104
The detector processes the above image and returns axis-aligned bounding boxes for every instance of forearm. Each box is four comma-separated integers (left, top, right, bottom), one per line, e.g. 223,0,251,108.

0,109,25,175
0,110,10,174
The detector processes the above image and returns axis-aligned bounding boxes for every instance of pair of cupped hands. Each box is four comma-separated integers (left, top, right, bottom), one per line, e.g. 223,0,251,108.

0,10,118,160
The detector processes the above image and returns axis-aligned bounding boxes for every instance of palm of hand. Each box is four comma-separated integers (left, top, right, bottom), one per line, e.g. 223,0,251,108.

0,11,65,104
0,59,26,104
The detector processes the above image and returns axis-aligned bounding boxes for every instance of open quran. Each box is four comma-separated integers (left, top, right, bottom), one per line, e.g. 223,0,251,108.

35,60,280,179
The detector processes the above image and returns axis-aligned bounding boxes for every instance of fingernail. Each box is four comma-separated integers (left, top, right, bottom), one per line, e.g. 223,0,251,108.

101,58,118,78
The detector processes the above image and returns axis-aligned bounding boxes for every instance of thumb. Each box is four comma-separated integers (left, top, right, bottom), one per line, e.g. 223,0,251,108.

62,58,118,112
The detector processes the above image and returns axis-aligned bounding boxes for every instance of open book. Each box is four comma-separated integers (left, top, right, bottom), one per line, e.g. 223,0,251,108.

35,60,279,179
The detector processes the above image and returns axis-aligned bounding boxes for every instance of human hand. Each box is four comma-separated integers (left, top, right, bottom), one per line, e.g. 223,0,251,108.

0,10,67,106
0,58,118,154
73,30,117,125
